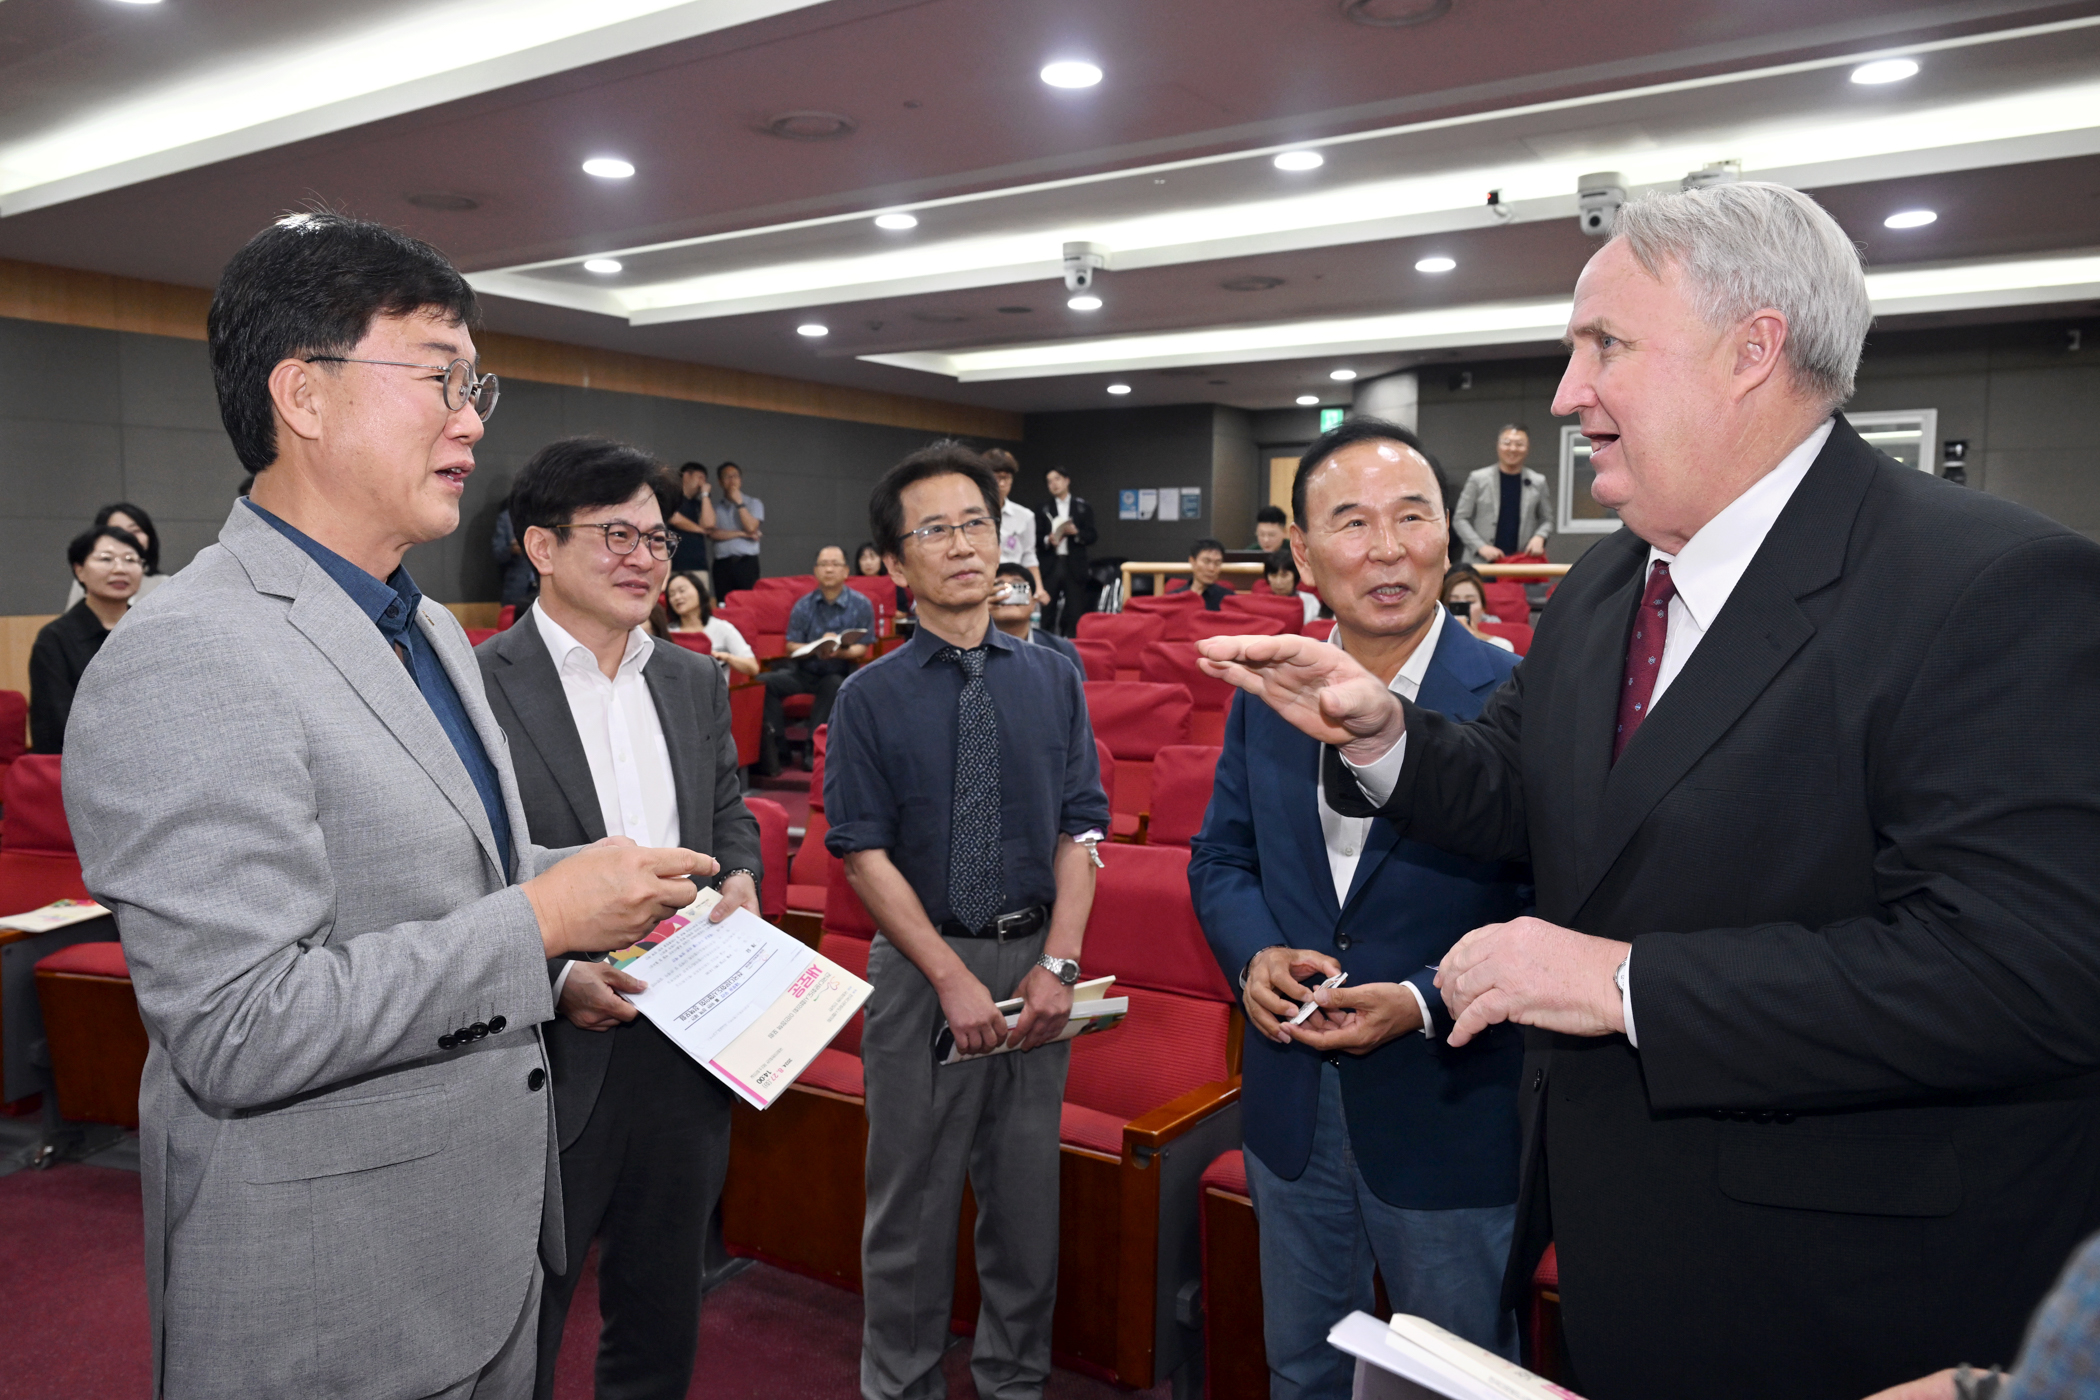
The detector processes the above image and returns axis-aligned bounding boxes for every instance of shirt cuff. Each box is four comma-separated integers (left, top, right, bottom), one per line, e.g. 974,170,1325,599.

553,959,576,1001
1341,734,1408,808
1619,953,1638,1049
1399,979,1436,1040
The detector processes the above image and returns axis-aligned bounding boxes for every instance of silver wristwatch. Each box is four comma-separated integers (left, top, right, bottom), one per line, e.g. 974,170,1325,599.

1037,955,1081,986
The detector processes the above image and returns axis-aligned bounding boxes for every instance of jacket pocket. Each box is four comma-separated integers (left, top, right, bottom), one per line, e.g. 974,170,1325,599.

240,1083,452,1183
1717,1126,1961,1217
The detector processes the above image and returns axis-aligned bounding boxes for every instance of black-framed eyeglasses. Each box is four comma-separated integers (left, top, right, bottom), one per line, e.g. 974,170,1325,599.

303,356,500,421
902,516,998,549
557,521,679,561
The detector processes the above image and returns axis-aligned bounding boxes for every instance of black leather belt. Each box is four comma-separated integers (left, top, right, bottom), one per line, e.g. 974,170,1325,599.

940,905,1048,942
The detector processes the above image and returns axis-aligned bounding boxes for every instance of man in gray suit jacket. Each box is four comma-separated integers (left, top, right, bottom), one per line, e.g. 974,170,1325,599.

476,438,762,1400
62,214,711,1400
1452,425,1552,564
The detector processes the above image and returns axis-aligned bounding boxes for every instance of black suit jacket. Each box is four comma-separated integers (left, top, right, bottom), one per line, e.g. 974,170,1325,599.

1327,416,2100,1400
1036,495,1098,571
29,601,110,753
477,619,762,1149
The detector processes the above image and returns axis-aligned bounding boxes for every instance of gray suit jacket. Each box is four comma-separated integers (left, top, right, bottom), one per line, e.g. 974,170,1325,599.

476,614,761,1148
1453,463,1552,561
63,504,569,1400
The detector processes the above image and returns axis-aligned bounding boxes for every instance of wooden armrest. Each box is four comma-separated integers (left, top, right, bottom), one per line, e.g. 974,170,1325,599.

1122,1077,1240,1151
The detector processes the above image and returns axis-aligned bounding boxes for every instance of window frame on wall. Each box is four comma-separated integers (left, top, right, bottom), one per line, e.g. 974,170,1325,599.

1845,409,1940,473
1556,423,1619,534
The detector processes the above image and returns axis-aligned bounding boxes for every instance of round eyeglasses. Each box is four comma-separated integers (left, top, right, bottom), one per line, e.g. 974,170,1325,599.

303,356,501,421
559,521,680,561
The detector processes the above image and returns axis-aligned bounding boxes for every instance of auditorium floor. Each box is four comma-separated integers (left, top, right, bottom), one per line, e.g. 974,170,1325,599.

0,1149,1173,1399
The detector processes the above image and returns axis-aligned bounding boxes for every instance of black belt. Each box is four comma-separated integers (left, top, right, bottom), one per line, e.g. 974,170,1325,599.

940,905,1048,942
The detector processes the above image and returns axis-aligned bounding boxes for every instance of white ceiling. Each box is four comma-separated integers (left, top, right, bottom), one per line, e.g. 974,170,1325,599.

1,0,2097,414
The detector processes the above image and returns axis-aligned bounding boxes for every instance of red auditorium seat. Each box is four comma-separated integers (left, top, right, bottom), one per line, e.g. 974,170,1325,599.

0,756,90,917
743,796,790,925
1136,643,1235,747
821,851,877,941
1531,1244,1564,1380
1481,621,1534,656
1304,618,1337,642
1201,1150,1267,1400
1220,594,1306,635
1095,737,1116,814
1484,581,1531,623
1076,611,1166,680
1083,681,1192,840
718,588,793,659
463,626,499,646
34,940,146,1129
843,575,897,635
726,679,763,769
497,604,516,630
1144,745,1222,848
1125,591,1207,640
1072,638,1116,682
785,729,833,941
0,689,27,796
666,631,713,655
1185,611,1284,644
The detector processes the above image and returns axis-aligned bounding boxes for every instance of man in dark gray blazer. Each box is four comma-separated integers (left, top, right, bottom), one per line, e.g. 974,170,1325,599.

477,438,762,1400
63,214,710,1399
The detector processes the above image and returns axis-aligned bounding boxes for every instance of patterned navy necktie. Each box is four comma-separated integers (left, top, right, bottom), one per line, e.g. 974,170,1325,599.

940,643,1003,931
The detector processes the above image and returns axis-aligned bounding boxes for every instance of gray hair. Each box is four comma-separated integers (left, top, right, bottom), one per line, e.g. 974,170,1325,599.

1613,181,1871,409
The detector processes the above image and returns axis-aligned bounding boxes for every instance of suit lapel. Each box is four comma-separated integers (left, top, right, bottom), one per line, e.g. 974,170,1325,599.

419,604,527,878
491,620,608,844
1571,420,1876,910
643,646,707,849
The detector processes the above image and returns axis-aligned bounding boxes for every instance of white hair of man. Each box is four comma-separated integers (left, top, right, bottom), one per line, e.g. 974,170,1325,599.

1613,181,1872,411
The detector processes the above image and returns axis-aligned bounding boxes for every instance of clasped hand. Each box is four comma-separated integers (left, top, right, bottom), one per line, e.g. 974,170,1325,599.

937,965,1073,1058
1435,916,1629,1047
1242,947,1422,1052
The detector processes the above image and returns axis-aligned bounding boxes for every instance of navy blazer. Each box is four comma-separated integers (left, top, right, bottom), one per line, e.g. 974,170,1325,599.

1189,615,1527,1208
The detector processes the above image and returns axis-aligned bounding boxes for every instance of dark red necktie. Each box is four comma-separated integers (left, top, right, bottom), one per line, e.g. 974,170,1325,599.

1614,560,1676,763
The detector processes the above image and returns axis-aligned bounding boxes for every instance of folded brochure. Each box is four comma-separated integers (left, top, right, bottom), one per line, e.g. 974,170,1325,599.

610,887,871,1110
1326,1309,1584,1400
0,898,112,933
934,974,1127,1064
789,628,867,659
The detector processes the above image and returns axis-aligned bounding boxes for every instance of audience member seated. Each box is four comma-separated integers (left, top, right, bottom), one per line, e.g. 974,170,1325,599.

1253,504,1288,555
854,540,911,614
1441,566,1515,653
1264,548,1322,626
759,544,872,776
665,569,758,677
63,502,166,610
1175,537,1233,610
32,526,144,753
991,562,1083,674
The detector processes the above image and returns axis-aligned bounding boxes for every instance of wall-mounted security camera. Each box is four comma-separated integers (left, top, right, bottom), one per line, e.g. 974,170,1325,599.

1576,172,1626,238
1681,160,1741,192
1063,241,1110,292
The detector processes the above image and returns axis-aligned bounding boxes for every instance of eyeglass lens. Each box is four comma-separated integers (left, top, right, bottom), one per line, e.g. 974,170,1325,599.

600,524,677,560
444,361,500,421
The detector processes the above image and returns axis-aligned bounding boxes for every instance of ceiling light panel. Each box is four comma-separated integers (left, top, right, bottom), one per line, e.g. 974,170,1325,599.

0,0,835,214
582,157,635,179
874,213,919,230
1851,59,1920,84
1040,61,1103,89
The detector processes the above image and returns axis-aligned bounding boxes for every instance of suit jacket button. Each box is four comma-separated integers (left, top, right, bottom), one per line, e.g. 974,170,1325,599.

1335,934,1352,950
439,1034,456,1050
528,1068,546,1092
1708,1109,1728,1121
1752,1109,1773,1123
489,1016,506,1034
470,1022,489,1040
1775,1111,1796,1124
1532,1069,1543,1092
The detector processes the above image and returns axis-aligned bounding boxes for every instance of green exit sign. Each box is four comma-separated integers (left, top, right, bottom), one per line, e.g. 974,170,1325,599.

1319,408,1345,431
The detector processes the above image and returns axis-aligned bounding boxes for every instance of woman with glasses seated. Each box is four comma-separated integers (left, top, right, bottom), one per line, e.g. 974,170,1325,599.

32,525,146,752
64,502,167,610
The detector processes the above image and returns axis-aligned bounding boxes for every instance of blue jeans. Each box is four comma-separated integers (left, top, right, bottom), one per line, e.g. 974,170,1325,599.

1243,1063,1518,1400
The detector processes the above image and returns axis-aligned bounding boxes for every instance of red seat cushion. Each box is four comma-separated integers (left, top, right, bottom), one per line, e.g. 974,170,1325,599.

809,724,828,809
1083,682,1192,760
743,797,790,921
1481,621,1534,656
1076,612,1167,671
1066,986,1232,1119
824,857,876,938
2,756,73,857
818,933,871,1055
35,940,128,979
1146,745,1222,849
0,691,26,764
798,1047,864,1097
1059,1101,1127,1157
497,605,516,630
787,884,827,914
667,631,714,655
464,627,499,646
1185,612,1283,643
790,810,833,894
1219,594,1306,635
1534,1242,1559,1289
0,852,92,916
1094,738,1116,813
1072,639,1116,683
1202,1148,1249,1197
1084,844,1233,1001
1304,619,1337,642
1484,582,1530,621
1136,642,1236,712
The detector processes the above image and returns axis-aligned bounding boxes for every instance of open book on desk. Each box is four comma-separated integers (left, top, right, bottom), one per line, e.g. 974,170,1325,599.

1327,1310,1584,1400
611,888,872,1110
934,974,1127,1065
790,629,867,659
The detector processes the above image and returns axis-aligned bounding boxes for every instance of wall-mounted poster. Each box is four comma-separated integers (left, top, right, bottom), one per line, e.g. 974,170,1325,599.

1118,489,1140,520
1178,487,1202,520
1137,489,1159,520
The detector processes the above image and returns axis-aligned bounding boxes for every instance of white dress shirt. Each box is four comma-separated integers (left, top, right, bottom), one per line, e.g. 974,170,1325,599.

1048,496,1074,556
999,499,1039,569
534,604,682,998
1344,419,1833,1046
1317,605,1446,1038
702,615,754,661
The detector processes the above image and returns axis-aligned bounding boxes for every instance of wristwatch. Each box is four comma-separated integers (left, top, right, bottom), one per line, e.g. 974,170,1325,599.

1037,955,1082,986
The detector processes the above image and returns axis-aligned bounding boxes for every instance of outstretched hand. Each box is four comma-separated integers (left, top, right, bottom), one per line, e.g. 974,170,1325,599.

1193,633,1405,763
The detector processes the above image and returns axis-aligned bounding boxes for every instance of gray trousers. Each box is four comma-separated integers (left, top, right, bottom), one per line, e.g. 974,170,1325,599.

860,931,1070,1400
427,1270,543,1400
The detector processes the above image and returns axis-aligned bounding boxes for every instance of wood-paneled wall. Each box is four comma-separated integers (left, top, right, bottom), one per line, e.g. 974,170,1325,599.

1,615,55,711
0,257,1020,440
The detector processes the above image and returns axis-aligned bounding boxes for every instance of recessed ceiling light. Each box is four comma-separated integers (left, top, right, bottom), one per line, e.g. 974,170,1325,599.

874,213,918,230
797,323,829,337
1106,384,1132,395
1273,151,1325,172
581,157,634,179
1884,209,1938,229
1296,394,1321,406
1415,256,1457,273
1330,369,1357,381
582,258,623,275
1851,58,1920,85
1068,294,1103,311
1040,61,1103,89
107,0,163,5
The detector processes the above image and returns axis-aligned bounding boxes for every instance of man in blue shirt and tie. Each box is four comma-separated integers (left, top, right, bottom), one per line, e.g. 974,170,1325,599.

1190,418,1528,1399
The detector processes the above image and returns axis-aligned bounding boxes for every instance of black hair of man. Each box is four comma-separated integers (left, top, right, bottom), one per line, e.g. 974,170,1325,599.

1499,423,1531,438
508,436,678,573
994,561,1032,583
1256,504,1289,527
981,448,1019,478
680,461,709,479
208,212,479,476
1292,415,1440,528
93,502,162,574
68,526,146,570
1265,547,1299,585
815,544,848,566
1190,538,1226,560
868,440,1001,558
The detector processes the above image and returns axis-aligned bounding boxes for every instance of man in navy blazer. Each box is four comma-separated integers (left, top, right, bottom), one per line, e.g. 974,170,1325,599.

1191,418,1526,1399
